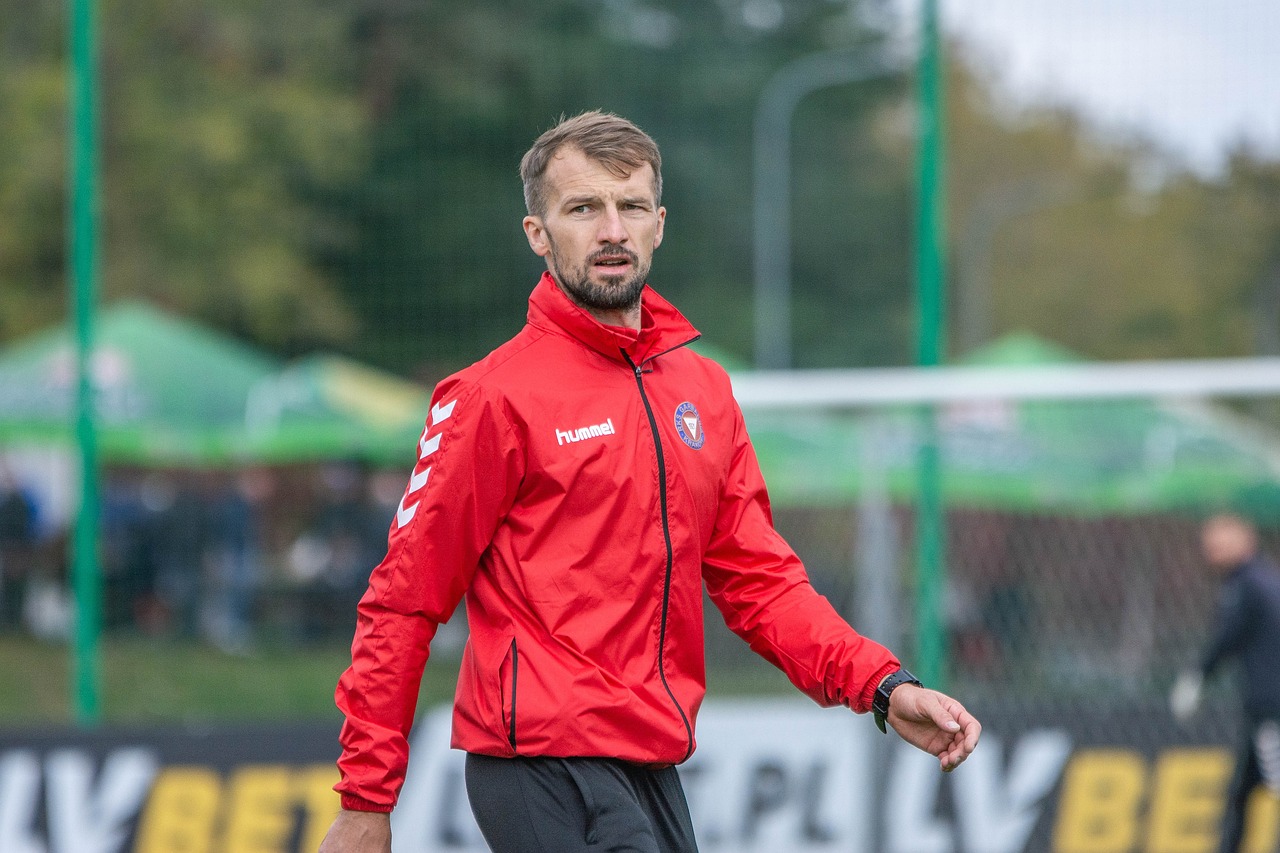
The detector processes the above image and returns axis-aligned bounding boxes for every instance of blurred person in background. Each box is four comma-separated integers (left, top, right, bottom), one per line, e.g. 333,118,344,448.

201,468,274,655
144,472,213,638
319,111,980,853
0,463,38,629
285,463,388,643
100,469,157,631
1171,512,1280,853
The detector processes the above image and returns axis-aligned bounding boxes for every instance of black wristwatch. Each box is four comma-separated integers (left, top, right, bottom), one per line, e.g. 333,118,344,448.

872,667,922,733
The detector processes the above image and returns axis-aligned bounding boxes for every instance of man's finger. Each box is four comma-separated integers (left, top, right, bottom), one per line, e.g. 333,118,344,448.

923,692,962,732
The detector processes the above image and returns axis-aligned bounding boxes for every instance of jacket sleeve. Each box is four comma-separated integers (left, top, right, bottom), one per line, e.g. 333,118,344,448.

333,378,523,811
701,400,898,713
1201,570,1255,677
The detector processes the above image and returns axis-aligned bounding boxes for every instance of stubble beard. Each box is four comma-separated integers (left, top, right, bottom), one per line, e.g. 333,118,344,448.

548,240,649,312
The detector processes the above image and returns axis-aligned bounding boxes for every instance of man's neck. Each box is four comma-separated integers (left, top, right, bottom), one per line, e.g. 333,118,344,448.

583,303,642,331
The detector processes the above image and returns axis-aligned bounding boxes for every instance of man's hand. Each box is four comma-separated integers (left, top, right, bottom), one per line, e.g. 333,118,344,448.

317,809,392,853
885,684,981,772
1169,670,1203,723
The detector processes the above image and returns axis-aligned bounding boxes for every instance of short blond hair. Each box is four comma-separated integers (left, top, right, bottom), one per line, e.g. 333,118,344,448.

520,111,663,217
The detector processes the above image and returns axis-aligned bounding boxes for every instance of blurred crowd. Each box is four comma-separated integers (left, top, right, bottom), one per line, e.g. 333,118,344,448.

0,460,407,654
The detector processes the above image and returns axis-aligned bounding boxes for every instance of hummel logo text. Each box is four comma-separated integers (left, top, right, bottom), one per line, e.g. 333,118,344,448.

556,418,616,446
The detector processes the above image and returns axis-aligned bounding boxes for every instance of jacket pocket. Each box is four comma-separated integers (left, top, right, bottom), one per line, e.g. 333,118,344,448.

500,638,519,750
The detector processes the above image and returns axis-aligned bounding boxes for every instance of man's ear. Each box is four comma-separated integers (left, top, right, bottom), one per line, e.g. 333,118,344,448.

653,206,666,250
524,215,550,257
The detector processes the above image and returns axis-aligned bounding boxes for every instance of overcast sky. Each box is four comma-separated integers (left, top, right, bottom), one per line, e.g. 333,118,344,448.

895,0,1280,174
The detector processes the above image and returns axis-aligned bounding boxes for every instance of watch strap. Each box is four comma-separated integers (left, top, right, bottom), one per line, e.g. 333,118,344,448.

872,667,922,733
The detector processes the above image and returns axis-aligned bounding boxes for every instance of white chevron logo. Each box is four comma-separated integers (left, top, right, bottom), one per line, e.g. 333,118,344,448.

408,466,431,492
431,399,457,425
397,397,457,528
396,494,419,528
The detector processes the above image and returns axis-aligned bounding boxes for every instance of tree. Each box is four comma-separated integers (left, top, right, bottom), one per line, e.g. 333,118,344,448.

0,1,69,341
0,0,367,351
320,0,908,376
946,41,1280,362
0,0,924,373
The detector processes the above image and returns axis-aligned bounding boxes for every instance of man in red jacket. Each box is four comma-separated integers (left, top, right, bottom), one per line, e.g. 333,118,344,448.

319,111,980,853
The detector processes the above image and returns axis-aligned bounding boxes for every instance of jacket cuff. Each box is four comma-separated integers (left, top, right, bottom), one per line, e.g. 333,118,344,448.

340,794,395,813
856,661,902,714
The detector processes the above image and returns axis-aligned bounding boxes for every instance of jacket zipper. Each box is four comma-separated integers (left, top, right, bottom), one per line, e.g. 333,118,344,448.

507,638,519,749
624,350,694,761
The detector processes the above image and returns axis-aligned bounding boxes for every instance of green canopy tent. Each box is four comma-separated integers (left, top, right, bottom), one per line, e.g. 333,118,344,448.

0,301,281,464
240,353,429,466
0,301,431,466
0,303,433,720
741,333,1280,517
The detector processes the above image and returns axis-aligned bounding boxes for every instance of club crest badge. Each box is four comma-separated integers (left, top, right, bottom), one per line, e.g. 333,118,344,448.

674,401,705,450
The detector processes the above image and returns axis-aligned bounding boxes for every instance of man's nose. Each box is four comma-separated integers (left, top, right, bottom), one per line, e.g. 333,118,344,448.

597,207,628,243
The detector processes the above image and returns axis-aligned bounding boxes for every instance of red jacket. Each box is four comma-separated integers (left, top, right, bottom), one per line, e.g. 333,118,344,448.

334,273,898,811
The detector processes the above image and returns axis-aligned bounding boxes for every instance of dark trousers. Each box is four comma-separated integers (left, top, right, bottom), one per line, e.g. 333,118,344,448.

1218,714,1280,853
465,753,699,853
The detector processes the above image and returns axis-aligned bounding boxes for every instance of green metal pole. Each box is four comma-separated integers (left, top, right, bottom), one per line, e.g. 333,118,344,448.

914,0,948,690
69,0,102,725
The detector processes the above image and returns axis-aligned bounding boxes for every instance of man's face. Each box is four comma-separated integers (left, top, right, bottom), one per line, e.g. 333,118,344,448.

523,147,665,314
1200,515,1257,571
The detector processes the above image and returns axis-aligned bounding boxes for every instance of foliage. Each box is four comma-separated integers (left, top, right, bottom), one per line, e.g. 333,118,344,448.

0,1,68,342
0,0,1277,378
0,0,366,352
319,0,907,375
948,42,1280,361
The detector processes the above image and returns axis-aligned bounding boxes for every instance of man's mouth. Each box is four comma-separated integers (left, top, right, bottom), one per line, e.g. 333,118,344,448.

591,251,637,273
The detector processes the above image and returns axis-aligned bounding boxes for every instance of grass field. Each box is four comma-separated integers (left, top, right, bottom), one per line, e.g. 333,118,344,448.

0,634,459,726
0,633,794,727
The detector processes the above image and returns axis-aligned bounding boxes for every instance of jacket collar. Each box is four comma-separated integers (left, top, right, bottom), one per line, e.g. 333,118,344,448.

526,271,700,365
